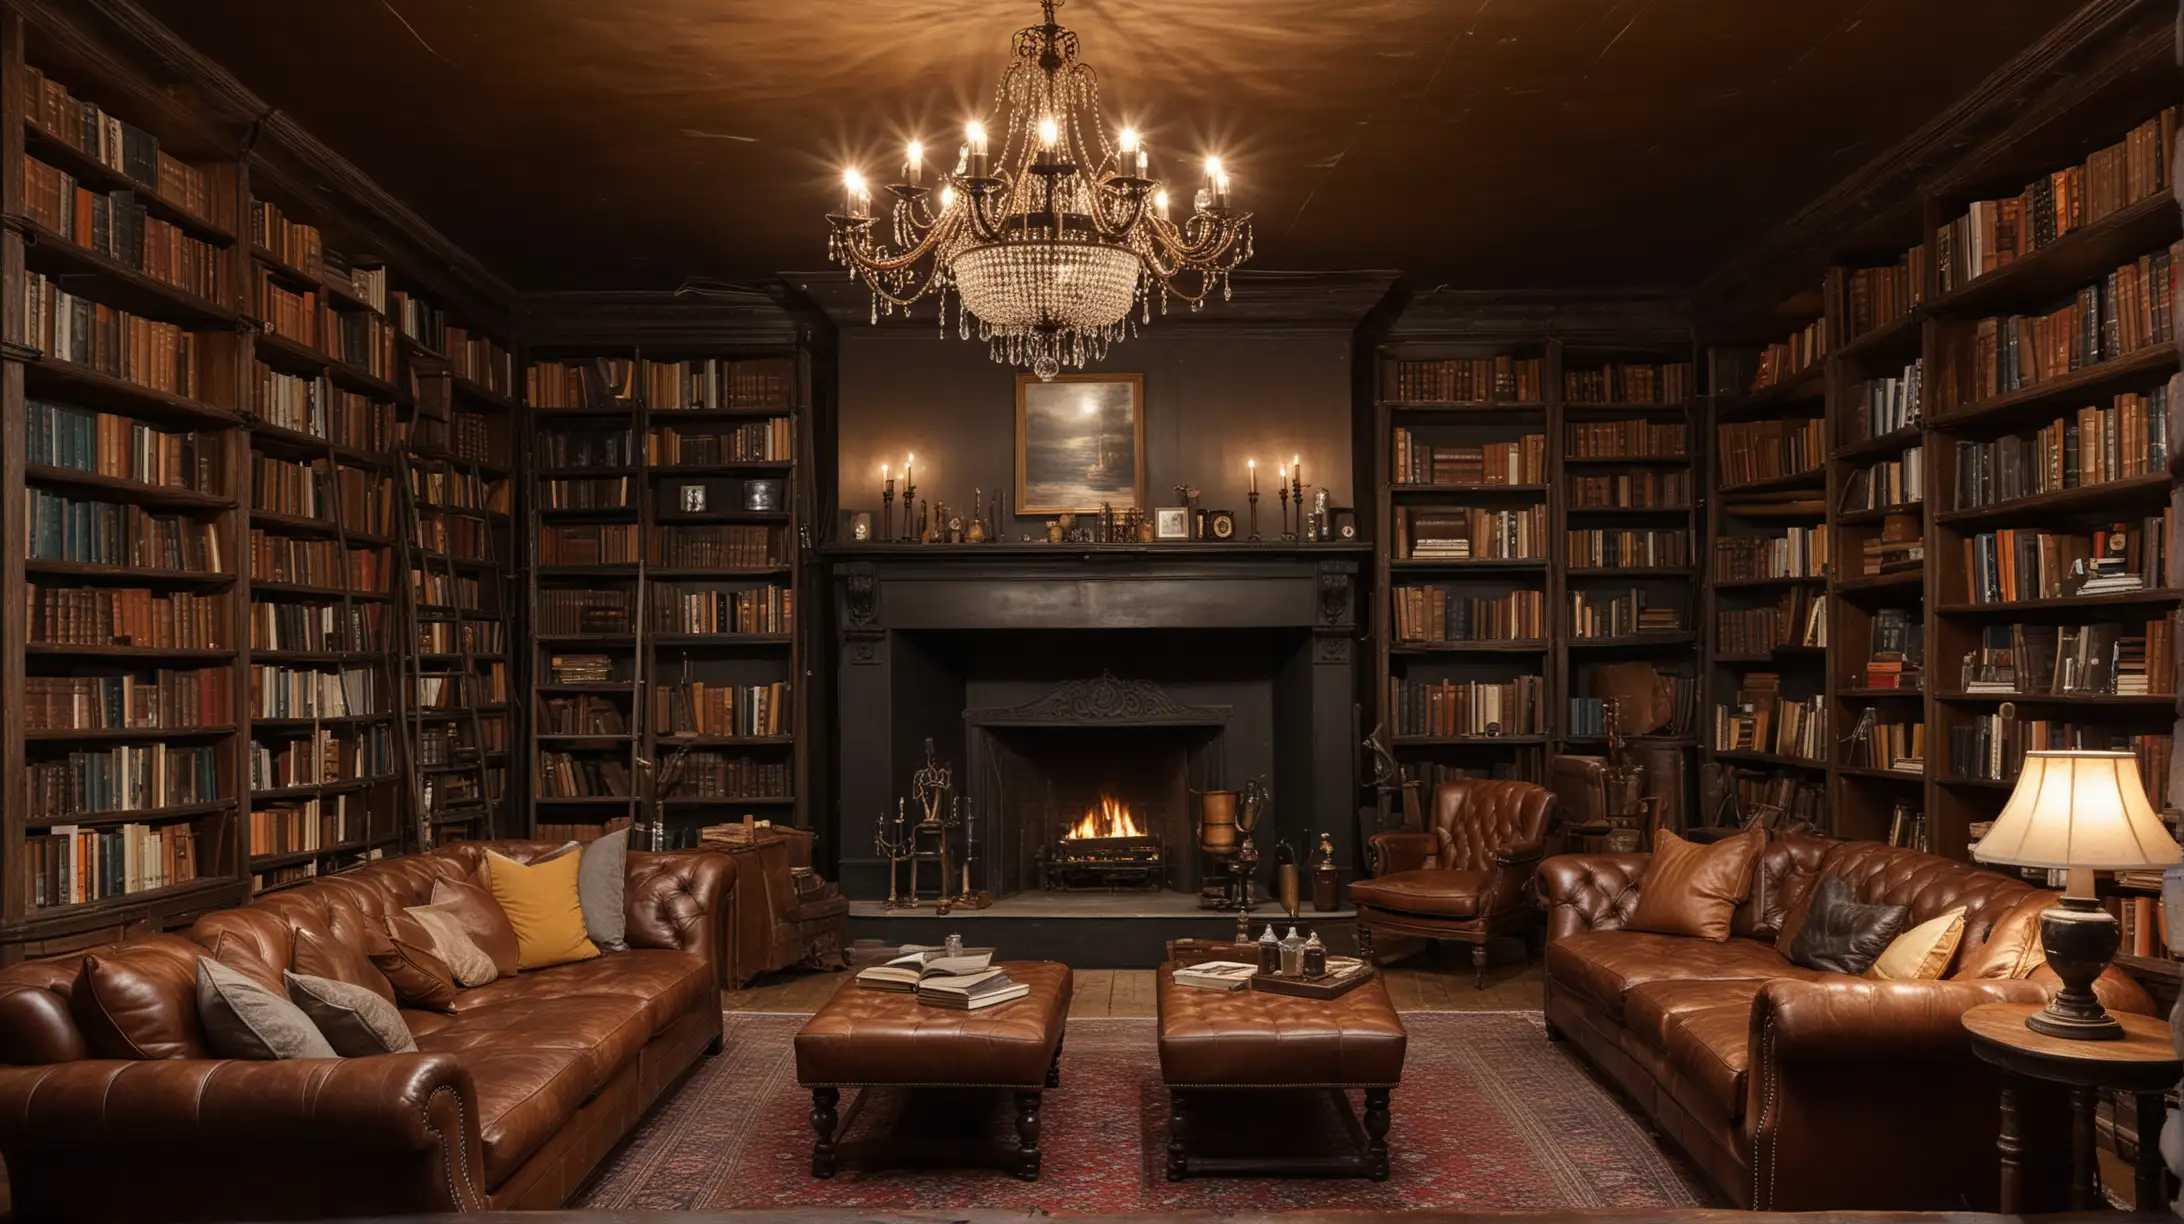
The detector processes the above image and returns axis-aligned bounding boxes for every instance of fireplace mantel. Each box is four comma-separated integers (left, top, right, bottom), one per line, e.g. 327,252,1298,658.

827,544,1361,904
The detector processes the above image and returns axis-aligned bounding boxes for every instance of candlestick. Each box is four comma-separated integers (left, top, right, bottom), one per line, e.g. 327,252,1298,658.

1278,483,1292,540
1247,487,1261,542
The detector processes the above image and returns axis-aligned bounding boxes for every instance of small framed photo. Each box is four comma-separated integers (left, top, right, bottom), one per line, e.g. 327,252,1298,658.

1153,507,1190,540
1208,510,1236,541
679,484,707,513
847,510,875,542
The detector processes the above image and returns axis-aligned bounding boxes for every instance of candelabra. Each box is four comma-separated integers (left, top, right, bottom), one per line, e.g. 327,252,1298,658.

875,798,916,909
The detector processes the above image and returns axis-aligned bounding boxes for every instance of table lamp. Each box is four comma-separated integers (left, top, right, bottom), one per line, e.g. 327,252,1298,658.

1971,750,2181,1040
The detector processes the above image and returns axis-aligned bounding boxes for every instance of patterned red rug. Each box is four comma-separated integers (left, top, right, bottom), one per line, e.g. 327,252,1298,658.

575,1010,1711,1213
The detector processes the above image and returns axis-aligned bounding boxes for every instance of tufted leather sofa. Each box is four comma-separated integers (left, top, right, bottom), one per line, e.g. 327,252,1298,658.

1348,778,1556,986
1538,834,2153,1212
0,840,732,1221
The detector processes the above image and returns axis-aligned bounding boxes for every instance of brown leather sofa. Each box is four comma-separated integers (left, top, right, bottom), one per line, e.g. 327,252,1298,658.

1537,834,2154,1212
1348,778,1556,985
0,839,732,1222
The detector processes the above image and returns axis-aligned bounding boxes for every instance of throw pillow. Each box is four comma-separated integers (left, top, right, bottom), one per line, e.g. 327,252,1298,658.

1788,877,1911,975
405,904,500,987
1867,907,1969,981
577,827,630,953
428,873,521,978
285,971,416,1056
292,922,398,1007
484,848,601,970
1955,893,2051,979
372,913,459,1012
70,933,213,1060
1625,826,1764,942
197,957,334,1060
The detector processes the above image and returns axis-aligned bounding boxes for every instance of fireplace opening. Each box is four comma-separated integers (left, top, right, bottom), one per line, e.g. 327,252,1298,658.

976,722,1222,897
1046,792,1164,891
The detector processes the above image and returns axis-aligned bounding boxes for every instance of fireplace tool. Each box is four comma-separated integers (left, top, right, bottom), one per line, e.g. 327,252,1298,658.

875,798,916,909
1194,787,1239,910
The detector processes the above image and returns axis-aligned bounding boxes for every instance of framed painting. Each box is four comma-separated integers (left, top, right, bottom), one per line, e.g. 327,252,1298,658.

1015,372,1145,514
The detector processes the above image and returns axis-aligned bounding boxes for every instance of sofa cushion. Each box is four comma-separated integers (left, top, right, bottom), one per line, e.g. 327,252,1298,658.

1954,892,2050,980
419,991,652,1097
446,949,712,1038
1788,877,1909,975
1627,826,1764,942
1660,1003,1751,1120
1346,869,1487,919
429,874,521,978
446,1046,594,1188
484,849,600,971
286,970,416,1056
578,828,631,952
292,921,398,1007
71,934,212,1060
1869,907,1967,981
405,904,500,987
1547,929,1804,1019
1621,978,1765,1055
374,913,459,1011
197,957,336,1060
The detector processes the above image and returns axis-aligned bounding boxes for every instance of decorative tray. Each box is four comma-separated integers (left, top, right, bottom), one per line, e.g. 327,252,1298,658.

1249,962,1375,999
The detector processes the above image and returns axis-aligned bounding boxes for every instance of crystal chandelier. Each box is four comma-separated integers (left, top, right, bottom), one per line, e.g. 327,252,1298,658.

826,0,1254,380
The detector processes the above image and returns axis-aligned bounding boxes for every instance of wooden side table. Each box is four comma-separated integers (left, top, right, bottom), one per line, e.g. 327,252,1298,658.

1963,1001,2180,1212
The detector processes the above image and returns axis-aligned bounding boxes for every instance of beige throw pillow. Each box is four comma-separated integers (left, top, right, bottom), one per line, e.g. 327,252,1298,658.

285,971,417,1056
405,904,500,987
1867,907,1968,981
196,957,334,1060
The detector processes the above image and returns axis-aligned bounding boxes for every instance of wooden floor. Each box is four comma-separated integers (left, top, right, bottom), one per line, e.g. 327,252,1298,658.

723,954,1545,1015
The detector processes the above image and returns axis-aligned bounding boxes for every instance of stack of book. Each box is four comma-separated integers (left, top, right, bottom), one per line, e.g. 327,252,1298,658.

857,946,1029,1010
1172,961,1258,991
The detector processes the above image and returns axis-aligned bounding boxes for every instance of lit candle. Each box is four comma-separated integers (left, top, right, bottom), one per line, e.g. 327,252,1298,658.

841,168,868,218
1119,128,1145,177
1037,115,1059,155
1154,188,1169,218
938,183,956,210
966,120,988,176
1249,458,1257,494
882,463,892,496
904,141,923,186
905,453,915,488
1204,156,1225,208
1292,455,1302,489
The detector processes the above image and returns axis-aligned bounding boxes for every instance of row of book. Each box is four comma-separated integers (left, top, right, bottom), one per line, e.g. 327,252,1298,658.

1713,677,1825,761
1728,771,1826,829
249,665,382,721
1570,589,1682,638
15,272,200,398
248,534,387,592
1936,107,2177,293
1943,245,2179,405
1567,471,1689,509
27,491,222,573
251,455,393,532
414,665,507,709
652,584,794,635
443,326,516,395
411,408,501,467
249,601,379,654
26,66,216,222
1569,681,1697,738
1751,317,1831,392
1565,528,1690,569
1392,586,1544,644
652,681,794,738
28,743,222,820
649,421,795,465
535,590,633,635
410,514,492,564
30,822,199,910
653,525,783,569
1959,619,2174,698
661,753,793,800
539,694,626,736
252,364,397,451
250,199,323,281
1566,420,1687,459
526,357,795,411
252,271,397,380
1565,362,1690,405
1950,385,2173,510
30,585,227,650
1396,507,1549,561
540,477,631,510
1391,430,1545,486
247,796,361,859
25,668,231,731
1389,356,1544,403
1844,248,1928,341
1718,590,1825,655
539,750,632,799
415,618,502,656
1961,515,2168,605
22,155,226,304
539,428,638,470
248,726,395,791
408,465,506,512
541,524,639,566
1862,607,1924,690
408,568,481,612
1714,528,1828,581
1719,418,1824,489
1844,360,1923,443
1949,719,2170,810
1844,448,1924,511
1848,716,1925,774
1391,676,1547,738
26,399,216,492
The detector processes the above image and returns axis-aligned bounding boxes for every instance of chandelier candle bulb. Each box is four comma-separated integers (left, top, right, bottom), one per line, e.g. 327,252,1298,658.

842,168,869,218
905,141,923,186
1037,115,1060,153
966,120,989,176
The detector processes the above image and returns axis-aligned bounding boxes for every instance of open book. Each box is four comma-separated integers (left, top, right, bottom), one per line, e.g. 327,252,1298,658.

856,945,996,990
918,967,1028,1009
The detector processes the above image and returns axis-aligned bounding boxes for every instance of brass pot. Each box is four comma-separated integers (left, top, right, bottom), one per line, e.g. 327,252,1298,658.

1198,791,1239,854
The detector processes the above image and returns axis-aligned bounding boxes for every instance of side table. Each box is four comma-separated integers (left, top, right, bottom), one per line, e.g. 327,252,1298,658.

1963,1001,2179,1212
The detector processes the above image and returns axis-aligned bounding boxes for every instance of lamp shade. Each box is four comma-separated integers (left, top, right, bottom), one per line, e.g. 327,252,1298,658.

1971,750,2181,870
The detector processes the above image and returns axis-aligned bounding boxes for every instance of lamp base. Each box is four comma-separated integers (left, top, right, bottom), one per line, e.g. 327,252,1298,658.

2026,898,2124,1041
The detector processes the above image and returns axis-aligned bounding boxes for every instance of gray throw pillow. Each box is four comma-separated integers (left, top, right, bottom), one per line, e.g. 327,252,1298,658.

197,958,335,1060
285,970,417,1056
578,827,630,952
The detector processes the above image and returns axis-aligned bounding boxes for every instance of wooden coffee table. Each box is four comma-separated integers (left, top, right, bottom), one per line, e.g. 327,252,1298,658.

1155,963,1408,1180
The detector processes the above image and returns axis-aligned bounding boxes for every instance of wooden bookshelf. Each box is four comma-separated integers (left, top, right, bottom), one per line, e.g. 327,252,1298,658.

523,348,808,846
1371,340,1700,809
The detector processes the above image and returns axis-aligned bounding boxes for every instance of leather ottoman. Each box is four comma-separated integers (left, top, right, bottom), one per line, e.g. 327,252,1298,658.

794,961,1072,1180
1156,964,1407,1180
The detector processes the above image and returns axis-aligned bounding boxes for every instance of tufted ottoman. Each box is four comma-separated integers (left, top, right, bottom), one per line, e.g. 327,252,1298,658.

794,960,1071,1180
1157,963,1407,1180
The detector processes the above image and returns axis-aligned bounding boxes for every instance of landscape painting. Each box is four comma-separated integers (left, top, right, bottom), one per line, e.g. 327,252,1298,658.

1016,373,1145,514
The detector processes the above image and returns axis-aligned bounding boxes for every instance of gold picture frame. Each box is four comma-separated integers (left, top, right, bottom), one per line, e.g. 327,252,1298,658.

1015,372,1146,514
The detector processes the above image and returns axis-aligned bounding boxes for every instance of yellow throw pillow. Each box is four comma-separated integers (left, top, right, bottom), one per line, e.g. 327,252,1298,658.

483,849,599,971
1866,907,1967,981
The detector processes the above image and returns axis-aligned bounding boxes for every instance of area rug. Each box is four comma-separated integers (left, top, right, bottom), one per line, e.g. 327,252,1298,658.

575,1010,1710,1212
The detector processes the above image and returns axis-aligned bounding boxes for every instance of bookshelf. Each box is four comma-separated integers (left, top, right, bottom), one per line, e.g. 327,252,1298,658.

524,349,806,846
1372,339,1700,812
1703,69,2181,860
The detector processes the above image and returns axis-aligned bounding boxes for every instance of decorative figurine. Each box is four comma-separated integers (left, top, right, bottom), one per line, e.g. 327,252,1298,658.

1313,832,1340,912
968,489,988,543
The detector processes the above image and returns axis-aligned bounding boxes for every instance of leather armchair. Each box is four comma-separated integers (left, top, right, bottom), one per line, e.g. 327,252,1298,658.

1346,778,1556,986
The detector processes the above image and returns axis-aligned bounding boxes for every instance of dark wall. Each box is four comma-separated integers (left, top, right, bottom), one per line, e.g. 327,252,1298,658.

835,328,1356,534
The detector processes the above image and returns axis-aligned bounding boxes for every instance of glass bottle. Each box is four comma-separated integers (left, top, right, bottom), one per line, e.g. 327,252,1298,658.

1303,930,1326,977
1257,924,1282,974
1280,926,1306,976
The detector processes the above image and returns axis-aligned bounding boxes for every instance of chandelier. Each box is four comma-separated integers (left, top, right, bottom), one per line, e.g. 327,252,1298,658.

825,0,1254,380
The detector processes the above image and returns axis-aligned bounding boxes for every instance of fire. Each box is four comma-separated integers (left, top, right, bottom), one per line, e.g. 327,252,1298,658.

1064,792,1145,840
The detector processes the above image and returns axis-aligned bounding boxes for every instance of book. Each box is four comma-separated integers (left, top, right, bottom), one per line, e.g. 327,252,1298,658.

919,979,1032,1010
1172,960,1258,991
856,946,997,990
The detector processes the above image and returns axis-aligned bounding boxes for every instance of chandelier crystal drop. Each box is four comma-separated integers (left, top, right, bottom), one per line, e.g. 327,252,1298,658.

825,0,1254,379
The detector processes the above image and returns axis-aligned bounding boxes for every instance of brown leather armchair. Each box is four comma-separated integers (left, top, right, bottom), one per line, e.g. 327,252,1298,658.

1346,778,1556,986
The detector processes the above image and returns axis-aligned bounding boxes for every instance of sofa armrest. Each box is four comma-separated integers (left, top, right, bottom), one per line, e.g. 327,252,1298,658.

626,848,737,986
1366,832,1436,876
1751,976,2048,1064
0,1054,485,1219
1535,852,1649,942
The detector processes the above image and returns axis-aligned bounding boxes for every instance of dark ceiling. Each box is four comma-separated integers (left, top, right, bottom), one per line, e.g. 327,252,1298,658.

141,0,2082,293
